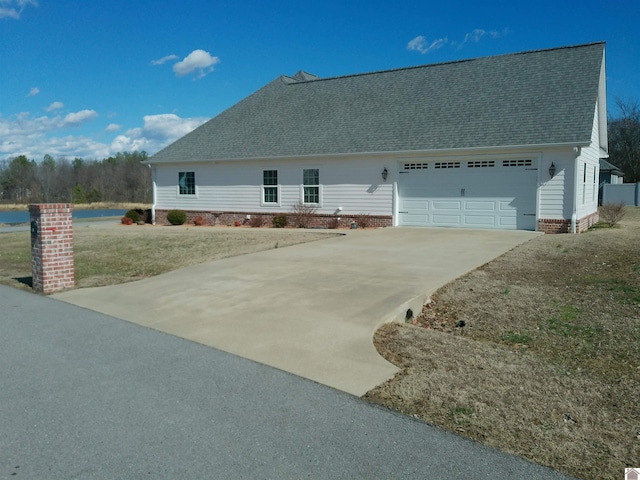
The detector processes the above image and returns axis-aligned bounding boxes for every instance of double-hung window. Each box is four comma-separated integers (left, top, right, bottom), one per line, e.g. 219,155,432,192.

178,171,195,195
263,170,278,204
582,164,587,204
303,169,319,204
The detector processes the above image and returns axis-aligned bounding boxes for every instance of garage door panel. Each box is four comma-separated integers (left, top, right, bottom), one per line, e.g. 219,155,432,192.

432,214,462,225
464,216,496,226
398,159,537,230
499,200,515,211
401,214,429,226
465,201,496,211
432,200,462,210
402,199,429,209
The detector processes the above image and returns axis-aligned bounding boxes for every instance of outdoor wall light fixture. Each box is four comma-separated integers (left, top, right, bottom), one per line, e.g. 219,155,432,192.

381,167,388,181
548,162,556,178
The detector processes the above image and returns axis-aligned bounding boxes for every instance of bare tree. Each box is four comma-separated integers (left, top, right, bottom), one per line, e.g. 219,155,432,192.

608,98,640,182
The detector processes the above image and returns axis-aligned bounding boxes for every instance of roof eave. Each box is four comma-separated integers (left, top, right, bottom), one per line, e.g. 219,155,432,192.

144,141,593,165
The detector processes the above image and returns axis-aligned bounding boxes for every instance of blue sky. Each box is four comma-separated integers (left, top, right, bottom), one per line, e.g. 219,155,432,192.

1,0,638,161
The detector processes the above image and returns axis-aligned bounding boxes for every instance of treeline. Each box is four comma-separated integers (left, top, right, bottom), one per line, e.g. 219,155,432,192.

609,99,640,183
0,151,151,204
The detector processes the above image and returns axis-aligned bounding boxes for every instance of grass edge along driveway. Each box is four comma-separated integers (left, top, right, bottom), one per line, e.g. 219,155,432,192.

366,207,640,480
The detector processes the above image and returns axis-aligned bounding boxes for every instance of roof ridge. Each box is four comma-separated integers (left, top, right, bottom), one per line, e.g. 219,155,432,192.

288,41,606,85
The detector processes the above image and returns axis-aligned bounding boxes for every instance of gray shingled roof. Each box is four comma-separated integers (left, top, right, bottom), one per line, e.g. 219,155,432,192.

150,42,605,164
600,158,624,176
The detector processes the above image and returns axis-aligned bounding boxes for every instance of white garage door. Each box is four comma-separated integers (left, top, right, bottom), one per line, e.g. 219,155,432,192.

398,159,538,230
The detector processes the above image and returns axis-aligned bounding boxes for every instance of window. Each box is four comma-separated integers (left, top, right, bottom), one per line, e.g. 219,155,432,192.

503,159,533,167
263,170,278,204
582,164,587,204
178,171,195,195
434,162,460,169
303,169,319,204
593,166,597,202
467,161,495,168
404,163,428,170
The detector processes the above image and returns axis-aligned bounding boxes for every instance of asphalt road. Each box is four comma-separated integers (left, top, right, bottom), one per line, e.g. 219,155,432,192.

0,286,573,479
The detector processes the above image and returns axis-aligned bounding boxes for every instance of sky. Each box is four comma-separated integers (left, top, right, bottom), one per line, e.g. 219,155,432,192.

0,0,638,162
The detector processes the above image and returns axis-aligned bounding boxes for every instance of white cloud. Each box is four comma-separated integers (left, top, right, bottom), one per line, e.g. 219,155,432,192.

151,54,179,65
407,35,448,54
46,101,64,112
110,114,207,152
173,49,220,79
64,109,98,126
464,29,488,43
0,0,37,19
27,87,40,97
0,111,206,161
408,28,509,54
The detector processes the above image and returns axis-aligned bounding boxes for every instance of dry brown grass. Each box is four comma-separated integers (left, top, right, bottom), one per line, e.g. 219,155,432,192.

365,208,640,480
0,223,336,289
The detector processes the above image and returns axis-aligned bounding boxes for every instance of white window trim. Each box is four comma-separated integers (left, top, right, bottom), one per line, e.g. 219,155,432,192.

299,184,323,206
582,163,587,205
301,168,322,206
177,171,197,198
260,184,281,206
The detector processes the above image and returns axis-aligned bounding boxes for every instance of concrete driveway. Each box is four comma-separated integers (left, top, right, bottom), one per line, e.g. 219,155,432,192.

53,227,539,396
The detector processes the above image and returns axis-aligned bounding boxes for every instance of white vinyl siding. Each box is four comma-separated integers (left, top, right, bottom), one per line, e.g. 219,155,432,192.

575,100,602,218
153,158,393,216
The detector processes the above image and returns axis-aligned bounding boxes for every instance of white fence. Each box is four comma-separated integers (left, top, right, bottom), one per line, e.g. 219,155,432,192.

601,183,640,206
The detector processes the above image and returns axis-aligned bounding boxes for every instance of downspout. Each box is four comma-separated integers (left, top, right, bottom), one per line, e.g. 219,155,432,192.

149,164,157,225
571,149,580,233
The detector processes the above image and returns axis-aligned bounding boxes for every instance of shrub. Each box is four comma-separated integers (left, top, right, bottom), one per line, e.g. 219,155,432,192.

121,216,134,225
273,214,288,228
328,218,340,229
193,216,205,226
599,202,626,227
124,209,140,223
355,214,372,229
290,201,318,228
249,215,265,228
167,209,187,225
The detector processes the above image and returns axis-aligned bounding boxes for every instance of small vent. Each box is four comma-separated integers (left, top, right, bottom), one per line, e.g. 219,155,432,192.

434,162,460,169
403,162,429,170
503,159,533,167
468,160,495,168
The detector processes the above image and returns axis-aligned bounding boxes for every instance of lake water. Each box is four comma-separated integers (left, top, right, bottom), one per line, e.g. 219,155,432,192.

0,209,126,225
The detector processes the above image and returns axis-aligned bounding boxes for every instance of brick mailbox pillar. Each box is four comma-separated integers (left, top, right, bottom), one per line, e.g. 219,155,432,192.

29,203,75,294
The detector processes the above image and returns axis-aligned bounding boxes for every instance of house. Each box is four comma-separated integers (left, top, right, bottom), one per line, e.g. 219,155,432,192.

598,158,624,205
599,158,624,185
147,42,607,233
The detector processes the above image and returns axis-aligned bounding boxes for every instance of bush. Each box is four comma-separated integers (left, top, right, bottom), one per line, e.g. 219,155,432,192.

124,209,140,223
121,216,134,225
193,216,205,226
599,202,626,227
273,214,288,228
167,209,187,225
290,201,318,228
328,218,340,229
355,214,372,229
249,215,265,228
